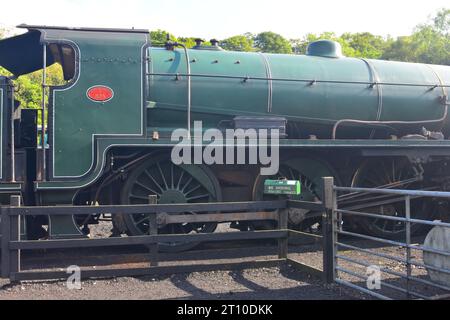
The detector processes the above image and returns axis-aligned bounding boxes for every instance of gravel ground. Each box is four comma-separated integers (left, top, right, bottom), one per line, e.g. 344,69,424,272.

0,265,357,300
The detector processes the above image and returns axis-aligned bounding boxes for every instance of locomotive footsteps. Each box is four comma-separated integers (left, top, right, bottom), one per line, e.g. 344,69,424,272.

171,121,280,176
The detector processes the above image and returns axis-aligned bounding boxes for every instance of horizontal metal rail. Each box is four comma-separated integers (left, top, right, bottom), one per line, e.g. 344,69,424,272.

337,242,450,276
335,186,450,198
336,266,429,300
335,278,392,300
338,230,450,257
337,242,406,264
147,72,450,88
340,195,419,211
337,209,450,228
337,254,450,293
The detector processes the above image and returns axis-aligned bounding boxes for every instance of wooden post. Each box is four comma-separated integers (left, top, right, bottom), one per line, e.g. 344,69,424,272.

1,205,10,279
9,195,21,281
148,195,159,267
322,177,336,284
278,209,289,259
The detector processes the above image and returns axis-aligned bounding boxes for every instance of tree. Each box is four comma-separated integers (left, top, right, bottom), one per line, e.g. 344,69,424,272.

254,32,292,54
150,29,177,46
341,32,390,59
431,8,449,35
221,35,254,52
291,32,358,57
382,8,449,65
381,36,416,62
177,37,211,49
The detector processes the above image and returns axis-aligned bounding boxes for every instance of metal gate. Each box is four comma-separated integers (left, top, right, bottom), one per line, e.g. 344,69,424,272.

323,177,450,300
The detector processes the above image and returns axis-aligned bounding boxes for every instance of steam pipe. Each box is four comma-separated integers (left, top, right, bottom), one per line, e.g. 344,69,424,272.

167,42,192,140
332,100,449,140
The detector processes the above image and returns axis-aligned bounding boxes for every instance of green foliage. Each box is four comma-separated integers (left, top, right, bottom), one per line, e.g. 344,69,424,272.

177,37,211,49
431,8,449,34
149,30,211,48
13,64,65,110
150,29,177,46
341,32,391,59
254,31,293,54
382,8,449,65
177,37,197,48
221,35,254,52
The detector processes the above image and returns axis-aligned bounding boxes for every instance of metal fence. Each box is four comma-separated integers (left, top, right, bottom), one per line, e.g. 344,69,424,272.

324,177,450,300
0,195,328,282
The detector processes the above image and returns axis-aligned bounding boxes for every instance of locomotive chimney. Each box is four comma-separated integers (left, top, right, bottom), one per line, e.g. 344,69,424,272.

210,39,219,47
194,38,205,47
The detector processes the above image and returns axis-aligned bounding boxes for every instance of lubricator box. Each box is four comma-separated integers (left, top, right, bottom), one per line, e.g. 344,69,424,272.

264,180,302,196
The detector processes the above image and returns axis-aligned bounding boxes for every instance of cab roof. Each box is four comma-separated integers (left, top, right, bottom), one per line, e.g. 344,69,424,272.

0,24,149,77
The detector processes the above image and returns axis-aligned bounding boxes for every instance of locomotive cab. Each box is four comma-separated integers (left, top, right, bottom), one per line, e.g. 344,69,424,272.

0,29,78,199
0,25,150,239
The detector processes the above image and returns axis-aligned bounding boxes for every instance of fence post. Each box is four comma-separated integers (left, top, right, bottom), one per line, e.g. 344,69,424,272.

405,195,412,299
1,205,10,279
9,195,21,281
322,177,336,284
148,195,159,267
278,208,289,259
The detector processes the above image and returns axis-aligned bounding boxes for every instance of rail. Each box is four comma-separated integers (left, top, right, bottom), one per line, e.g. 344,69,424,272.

147,72,450,89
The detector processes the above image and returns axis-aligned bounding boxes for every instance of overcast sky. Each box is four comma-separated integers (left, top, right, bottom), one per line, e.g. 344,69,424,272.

1,0,448,39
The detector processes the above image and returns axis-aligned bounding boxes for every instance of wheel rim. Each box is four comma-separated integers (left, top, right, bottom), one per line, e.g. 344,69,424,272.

351,158,427,237
121,154,221,251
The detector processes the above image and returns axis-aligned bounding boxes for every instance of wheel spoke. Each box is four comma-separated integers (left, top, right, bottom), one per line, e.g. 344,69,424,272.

134,180,161,196
289,168,295,180
130,194,149,201
382,219,389,232
171,164,175,189
177,170,185,189
392,160,396,184
186,194,210,201
135,216,150,226
381,161,392,184
181,177,194,192
144,169,164,192
157,162,169,190
185,184,202,196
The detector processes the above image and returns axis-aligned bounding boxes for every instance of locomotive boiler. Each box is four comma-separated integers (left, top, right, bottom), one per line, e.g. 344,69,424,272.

0,25,449,251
